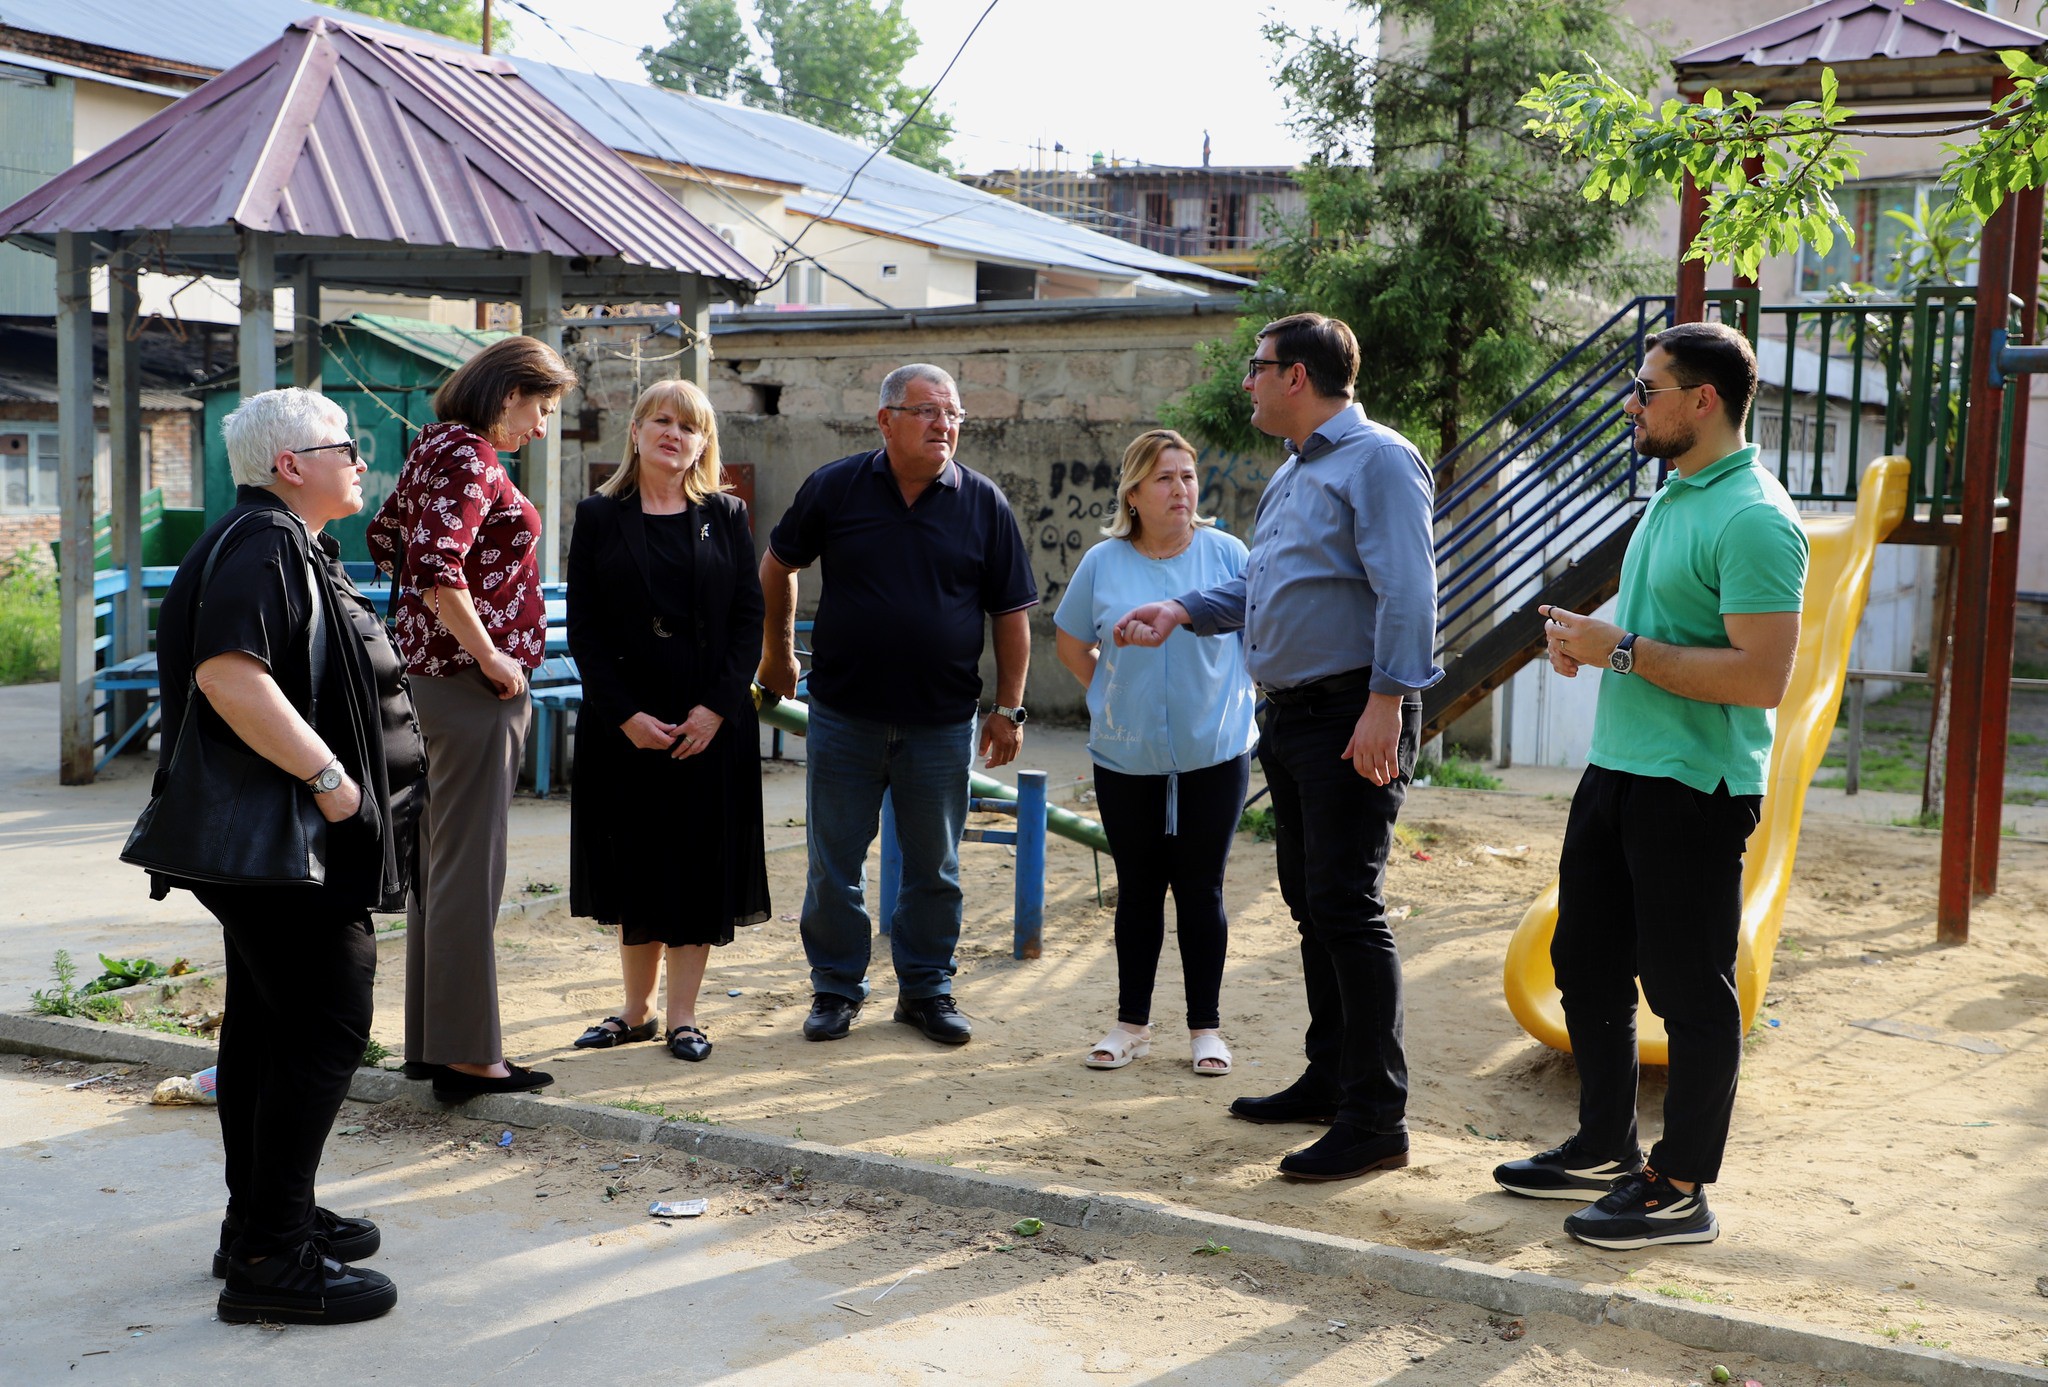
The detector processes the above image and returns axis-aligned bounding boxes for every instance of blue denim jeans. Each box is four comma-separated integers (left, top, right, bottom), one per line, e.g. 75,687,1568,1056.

801,699,974,1001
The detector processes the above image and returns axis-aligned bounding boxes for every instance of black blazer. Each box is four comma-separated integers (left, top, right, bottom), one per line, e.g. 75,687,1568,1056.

566,489,765,732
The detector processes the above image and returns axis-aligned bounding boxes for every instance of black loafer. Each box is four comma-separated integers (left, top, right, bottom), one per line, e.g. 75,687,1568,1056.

399,1061,446,1081
1277,1123,1410,1182
431,1063,554,1102
574,1015,659,1049
803,993,863,1042
1229,1075,1339,1125
893,994,972,1045
667,1024,713,1062
217,1241,397,1326
213,1208,380,1279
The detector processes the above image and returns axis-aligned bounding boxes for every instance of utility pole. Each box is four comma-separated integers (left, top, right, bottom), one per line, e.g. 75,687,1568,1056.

481,0,493,55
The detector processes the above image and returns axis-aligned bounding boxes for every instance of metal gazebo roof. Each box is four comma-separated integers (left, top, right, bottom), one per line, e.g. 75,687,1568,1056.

0,15,766,299
1673,0,2048,107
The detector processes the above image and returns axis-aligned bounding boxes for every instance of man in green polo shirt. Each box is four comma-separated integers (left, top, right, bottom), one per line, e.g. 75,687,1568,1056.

1491,321,1808,1249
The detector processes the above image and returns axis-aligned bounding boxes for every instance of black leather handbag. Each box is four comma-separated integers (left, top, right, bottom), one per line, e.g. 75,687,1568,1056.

120,512,333,889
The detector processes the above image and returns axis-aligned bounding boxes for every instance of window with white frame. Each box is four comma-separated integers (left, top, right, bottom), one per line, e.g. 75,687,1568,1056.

0,426,150,513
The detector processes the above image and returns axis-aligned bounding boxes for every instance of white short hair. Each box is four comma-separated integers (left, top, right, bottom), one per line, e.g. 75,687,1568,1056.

222,389,348,488
879,363,957,410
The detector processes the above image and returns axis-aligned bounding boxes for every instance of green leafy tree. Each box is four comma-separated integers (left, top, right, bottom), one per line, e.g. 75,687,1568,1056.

640,0,767,101
1168,0,1662,468
326,0,508,50
641,0,955,173
1517,50,2048,278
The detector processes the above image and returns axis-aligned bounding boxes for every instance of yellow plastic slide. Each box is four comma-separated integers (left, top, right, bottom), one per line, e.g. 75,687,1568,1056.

1501,455,1910,1062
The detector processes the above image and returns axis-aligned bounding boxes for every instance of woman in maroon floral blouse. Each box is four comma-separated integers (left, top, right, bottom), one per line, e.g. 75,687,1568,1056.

367,336,576,1103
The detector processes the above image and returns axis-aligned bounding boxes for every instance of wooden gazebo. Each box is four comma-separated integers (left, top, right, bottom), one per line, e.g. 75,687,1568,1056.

0,17,764,784
1671,0,2048,940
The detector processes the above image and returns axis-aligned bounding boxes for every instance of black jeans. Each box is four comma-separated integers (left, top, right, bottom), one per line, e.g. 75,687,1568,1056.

1093,751,1254,1031
1552,765,1761,1185
1258,691,1420,1134
196,882,377,1259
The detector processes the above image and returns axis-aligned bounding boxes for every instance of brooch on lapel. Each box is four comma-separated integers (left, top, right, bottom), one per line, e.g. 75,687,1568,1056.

700,522,711,540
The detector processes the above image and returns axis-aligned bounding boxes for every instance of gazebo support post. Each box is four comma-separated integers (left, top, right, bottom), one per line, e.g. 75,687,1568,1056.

238,229,277,398
292,261,322,393
55,231,97,785
107,238,148,750
522,251,564,582
676,277,711,388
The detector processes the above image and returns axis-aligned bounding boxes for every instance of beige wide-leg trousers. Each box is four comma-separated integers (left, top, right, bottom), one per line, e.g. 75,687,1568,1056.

403,666,532,1067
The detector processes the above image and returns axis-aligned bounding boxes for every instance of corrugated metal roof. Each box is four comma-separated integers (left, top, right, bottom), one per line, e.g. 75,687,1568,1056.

341,312,507,371
0,17,765,291
0,0,1244,290
1675,0,2046,70
0,370,196,409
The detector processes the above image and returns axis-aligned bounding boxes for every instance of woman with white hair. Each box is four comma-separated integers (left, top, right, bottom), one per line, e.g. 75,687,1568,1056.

565,380,769,1062
143,387,426,1325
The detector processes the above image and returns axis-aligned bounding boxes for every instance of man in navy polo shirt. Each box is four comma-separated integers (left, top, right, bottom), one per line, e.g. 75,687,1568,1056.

759,363,1038,1046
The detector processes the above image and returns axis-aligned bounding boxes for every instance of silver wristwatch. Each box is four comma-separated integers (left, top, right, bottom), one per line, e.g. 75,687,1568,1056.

993,705,1029,726
304,759,346,794
1608,633,1638,675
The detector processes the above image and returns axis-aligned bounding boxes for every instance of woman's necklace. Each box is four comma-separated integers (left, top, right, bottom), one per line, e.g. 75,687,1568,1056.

1132,528,1195,561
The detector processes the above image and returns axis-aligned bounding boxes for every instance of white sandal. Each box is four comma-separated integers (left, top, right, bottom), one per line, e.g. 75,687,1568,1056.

1084,1026,1151,1070
1190,1033,1232,1076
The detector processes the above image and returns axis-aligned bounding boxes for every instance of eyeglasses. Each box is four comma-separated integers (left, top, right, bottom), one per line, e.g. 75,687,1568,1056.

884,404,967,425
295,439,361,465
1629,377,1694,408
1246,357,1298,377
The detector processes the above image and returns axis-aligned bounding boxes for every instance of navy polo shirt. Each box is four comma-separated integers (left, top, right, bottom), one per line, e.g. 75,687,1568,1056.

768,449,1038,725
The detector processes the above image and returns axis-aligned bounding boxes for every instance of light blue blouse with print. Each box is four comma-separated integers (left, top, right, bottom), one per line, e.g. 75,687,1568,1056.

1054,526,1259,807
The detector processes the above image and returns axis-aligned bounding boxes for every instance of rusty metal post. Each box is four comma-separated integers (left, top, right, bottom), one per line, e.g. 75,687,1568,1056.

1972,182,2043,894
1938,123,2018,942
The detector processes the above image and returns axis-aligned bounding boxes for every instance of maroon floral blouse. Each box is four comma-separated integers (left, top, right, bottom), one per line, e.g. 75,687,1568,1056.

366,421,546,676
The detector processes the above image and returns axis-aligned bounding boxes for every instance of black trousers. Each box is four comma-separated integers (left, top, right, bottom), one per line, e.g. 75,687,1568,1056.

1552,764,1761,1185
196,882,377,1259
1093,751,1253,1031
1258,691,1420,1134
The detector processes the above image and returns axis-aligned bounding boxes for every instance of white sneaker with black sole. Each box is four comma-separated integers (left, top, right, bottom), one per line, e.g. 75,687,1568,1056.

1492,1139,1644,1200
1562,1168,1719,1249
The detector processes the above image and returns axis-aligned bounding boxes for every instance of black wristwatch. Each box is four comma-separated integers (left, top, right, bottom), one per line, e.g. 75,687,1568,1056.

992,705,1029,726
1608,633,1638,675
304,759,346,794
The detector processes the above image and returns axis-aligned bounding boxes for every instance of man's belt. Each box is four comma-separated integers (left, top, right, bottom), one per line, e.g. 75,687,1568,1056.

1260,667,1375,705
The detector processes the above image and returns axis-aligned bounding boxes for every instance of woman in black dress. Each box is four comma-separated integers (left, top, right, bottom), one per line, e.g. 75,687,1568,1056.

566,379,769,1062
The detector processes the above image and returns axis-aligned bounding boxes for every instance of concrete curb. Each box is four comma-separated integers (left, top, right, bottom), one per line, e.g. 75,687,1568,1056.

5,1010,2043,1387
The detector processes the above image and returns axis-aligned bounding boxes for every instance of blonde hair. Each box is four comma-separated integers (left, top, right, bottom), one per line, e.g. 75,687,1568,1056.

601,379,725,504
1102,428,1212,540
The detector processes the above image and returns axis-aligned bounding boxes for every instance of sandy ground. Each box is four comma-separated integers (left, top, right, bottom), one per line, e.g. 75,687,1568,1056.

2,1053,1923,1386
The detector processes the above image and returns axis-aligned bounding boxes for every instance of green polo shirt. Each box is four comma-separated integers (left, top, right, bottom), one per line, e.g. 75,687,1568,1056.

1587,444,1808,795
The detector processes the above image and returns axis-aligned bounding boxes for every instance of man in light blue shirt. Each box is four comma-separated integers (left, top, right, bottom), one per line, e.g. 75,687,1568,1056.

1118,312,1442,1182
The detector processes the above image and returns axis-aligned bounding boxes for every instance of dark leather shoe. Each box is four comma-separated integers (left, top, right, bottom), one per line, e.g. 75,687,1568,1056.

399,1061,445,1081
803,993,863,1041
893,994,972,1045
1277,1123,1410,1182
667,1024,712,1062
1229,1075,1339,1125
574,1015,659,1049
217,1241,397,1325
213,1208,379,1279
431,1063,553,1101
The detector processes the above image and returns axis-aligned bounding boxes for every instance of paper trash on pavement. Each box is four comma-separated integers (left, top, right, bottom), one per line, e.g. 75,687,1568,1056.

649,1199,709,1218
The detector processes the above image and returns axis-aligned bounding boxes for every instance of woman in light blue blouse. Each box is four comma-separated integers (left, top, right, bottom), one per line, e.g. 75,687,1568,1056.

1054,429,1258,1076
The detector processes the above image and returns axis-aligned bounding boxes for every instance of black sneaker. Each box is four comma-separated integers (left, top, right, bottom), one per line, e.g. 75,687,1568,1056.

1493,1139,1644,1201
216,1241,398,1325
894,994,972,1045
803,993,863,1041
1562,1168,1719,1249
213,1207,380,1278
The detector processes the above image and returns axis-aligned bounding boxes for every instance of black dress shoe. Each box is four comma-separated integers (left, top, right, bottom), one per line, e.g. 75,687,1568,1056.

667,1024,713,1062
399,1061,446,1081
1229,1074,1340,1125
803,993,863,1042
213,1208,379,1279
573,1015,659,1049
1277,1123,1410,1182
217,1241,398,1325
431,1063,554,1101
893,994,972,1045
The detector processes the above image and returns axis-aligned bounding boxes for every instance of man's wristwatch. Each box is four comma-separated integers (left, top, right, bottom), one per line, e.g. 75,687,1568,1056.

1608,633,1638,675
304,759,346,794
992,705,1029,726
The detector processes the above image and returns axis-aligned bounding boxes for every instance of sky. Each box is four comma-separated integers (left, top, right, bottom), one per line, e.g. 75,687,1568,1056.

497,0,1368,172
